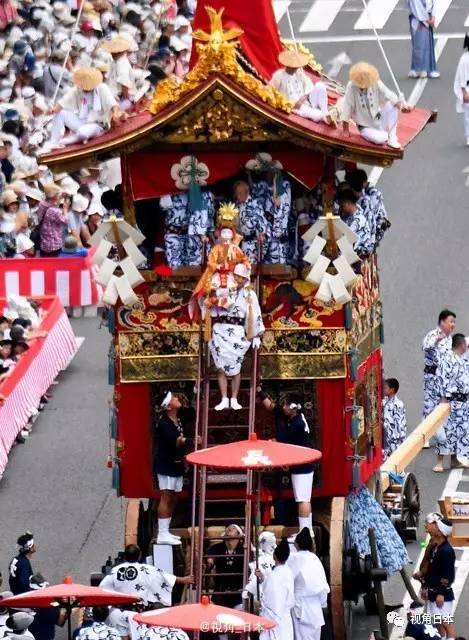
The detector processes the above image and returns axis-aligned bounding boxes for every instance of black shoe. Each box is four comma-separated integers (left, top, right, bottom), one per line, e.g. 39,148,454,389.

15,434,25,444
384,603,403,614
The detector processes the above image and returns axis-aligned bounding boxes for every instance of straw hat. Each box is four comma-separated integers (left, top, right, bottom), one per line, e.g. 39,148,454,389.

43,183,62,198
73,67,103,91
101,36,131,53
10,180,27,196
94,61,109,73
349,62,380,89
278,49,310,69
1,190,19,207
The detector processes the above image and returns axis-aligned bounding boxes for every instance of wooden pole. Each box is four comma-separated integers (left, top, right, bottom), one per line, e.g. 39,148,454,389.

381,403,450,491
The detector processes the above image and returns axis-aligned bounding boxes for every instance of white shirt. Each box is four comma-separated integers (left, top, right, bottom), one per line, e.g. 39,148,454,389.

270,68,313,104
108,55,136,97
99,562,176,606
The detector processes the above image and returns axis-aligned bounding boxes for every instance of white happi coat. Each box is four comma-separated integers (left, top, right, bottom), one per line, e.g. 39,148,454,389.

259,563,295,640
208,284,264,376
99,561,176,606
288,550,330,640
59,83,118,128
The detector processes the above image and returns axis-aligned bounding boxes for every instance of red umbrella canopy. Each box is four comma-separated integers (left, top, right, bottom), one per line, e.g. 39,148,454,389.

134,596,276,633
0,576,140,608
186,432,322,469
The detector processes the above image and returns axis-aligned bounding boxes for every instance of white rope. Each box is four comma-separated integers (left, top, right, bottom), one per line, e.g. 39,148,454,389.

50,0,86,106
285,6,298,52
360,0,405,101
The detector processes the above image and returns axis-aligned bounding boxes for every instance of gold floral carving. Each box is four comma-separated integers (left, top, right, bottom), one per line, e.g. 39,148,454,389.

260,354,346,379
155,92,287,144
149,8,292,115
121,357,199,382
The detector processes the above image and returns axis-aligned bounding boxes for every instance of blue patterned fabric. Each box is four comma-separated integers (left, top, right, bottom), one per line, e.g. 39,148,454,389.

435,350,469,456
347,486,410,574
238,196,270,263
383,394,407,459
265,179,291,265
343,203,374,256
422,329,452,417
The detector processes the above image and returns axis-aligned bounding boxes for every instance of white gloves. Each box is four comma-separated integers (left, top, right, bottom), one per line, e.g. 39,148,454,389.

252,337,261,349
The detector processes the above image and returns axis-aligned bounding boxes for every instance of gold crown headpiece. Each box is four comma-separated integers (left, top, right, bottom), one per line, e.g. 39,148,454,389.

217,202,239,228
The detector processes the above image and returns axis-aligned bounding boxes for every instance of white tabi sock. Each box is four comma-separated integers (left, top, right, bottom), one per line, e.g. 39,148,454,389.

298,516,310,532
158,517,171,534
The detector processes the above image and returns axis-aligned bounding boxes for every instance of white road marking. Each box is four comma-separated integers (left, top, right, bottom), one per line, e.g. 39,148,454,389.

272,0,291,23
389,468,464,640
433,0,453,28
354,0,400,30
465,13,469,27
299,0,346,32
299,31,465,43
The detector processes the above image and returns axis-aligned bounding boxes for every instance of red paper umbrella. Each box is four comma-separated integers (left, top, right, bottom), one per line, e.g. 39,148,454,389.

1,577,139,640
0,576,139,608
134,595,275,633
186,432,322,469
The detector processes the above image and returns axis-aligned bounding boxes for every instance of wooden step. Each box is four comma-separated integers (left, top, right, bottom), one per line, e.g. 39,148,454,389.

207,473,247,484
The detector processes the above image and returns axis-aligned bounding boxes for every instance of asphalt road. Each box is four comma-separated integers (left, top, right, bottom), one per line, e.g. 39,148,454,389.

0,2,468,639
0,318,122,587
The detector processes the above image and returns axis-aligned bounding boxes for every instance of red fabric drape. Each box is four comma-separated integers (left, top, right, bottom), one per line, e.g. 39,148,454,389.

117,381,153,498
316,379,350,497
128,149,324,200
190,0,283,82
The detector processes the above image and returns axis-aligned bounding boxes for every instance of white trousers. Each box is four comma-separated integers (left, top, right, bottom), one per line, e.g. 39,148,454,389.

292,471,314,502
359,101,398,145
294,81,328,122
50,109,103,144
463,103,469,138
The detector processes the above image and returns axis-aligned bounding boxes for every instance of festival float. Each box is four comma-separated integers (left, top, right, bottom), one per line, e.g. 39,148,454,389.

41,1,449,638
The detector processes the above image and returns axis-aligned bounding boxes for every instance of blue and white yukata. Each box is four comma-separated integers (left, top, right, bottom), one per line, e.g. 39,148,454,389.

265,179,292,264
207,284,264,376
382,395,407,459
343,203,374,256
238,196,270,264
358,185,389,249
160,193,189,269
407,0,438,75
187,190,215,266
422,329,452,417
435,350,469,458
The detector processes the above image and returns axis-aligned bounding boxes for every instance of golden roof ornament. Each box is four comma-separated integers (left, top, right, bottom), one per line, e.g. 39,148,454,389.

192,7,243,47
149,6,292,114
217,201,239,228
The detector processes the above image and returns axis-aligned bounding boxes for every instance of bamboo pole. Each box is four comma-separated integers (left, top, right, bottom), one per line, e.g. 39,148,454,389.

380,403,450,492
